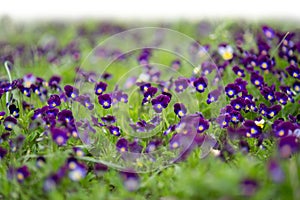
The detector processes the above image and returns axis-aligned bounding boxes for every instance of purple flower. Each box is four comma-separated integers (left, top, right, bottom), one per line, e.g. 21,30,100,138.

4,116,17,131
293,81,300,93
142,86,157,105
98,94,112,109
232,66,245,77
250,72,264,87
230,97,245,111
274,121,296,137
243,120,262,138
19,85,31,97
64,85,79,99
260,85,276,102
151,94,171,113
216,114,231,128
174,77,189,93
76,95,94,110
101,115,116,124
116,138,128,152
48,94,61,108
138,82,151,93
258,55,273,71
94,81,107,95
225,83,240,98
48,75,61,90
197,117,210,133
68,162,87,182
120,170,140,191
145,140,162,153
174,103,187,118
51,128,69,146
275,92,288,105
267,105,282,119
207,88,222,104
111,90,128,104
0,111,5,121
286,65,300,79
0,146,7,159
193,77,207,93
36,156,46,168
9,104,19,118
261,25,274,39
240,179,258,197
57,109,74,124
230,110,243,124
108,125,121,136
16,165,30,183
278,135,300,158
267,159,285,183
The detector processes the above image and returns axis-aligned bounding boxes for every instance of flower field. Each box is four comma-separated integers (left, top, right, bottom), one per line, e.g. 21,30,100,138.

0,19,300,199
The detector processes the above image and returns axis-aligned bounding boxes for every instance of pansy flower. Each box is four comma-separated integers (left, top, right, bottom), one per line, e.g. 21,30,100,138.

293,81,300,93
230,110,243,124
19,85,31,97
278,135,300,158
267,105,282,119
230,97,245,111
116,138,128,152
196,117,210,133
218,43,234,60
0,146,7,159
16,165,30,183
243,120,262,137
145,140,162,153
151,94,171,113
274,121,296,137
232,66,245,77
64,85,79,99
225,83,240,98
108,125,121,136
171,59,181,70
138,82,151,93
286,65,300,79
193,76,208,93
258,55,272,71
142,86,157,105
240,179,259,197
31,84,41,96
8,104,20,118
250,72,264,87
101,115,116,124
51,128,69,146
23,73,36,88
216,114,231,128
130,119,156,132
48,94,61,108
48,75,61,91
94,81,107,95
111,90,128,104
262,25,275,39
260,85,276,102
267,159,285,183
57,109,74,124
174,103,187,118
98,94,112,109
275,92,288,105
4,116,17,131
76,95,94,110
207,87,222,104
68,162,87,182
120,170,140,191
174,77,189,93
36,156,46,168
0,111,5,121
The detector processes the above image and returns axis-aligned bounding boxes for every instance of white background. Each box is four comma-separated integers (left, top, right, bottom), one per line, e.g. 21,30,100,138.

0,0,300,21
